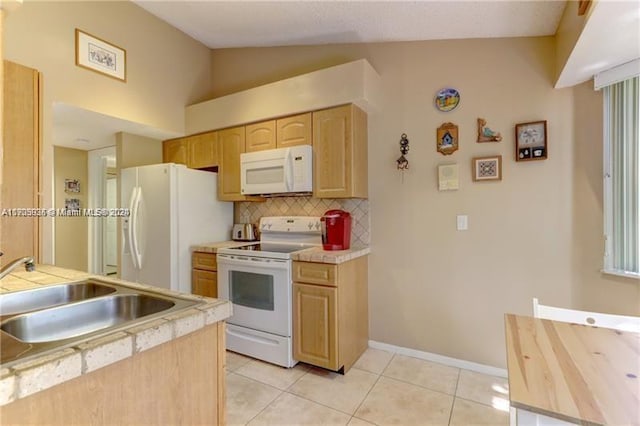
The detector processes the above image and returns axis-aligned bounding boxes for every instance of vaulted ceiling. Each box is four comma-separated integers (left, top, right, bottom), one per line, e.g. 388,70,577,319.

133,0,568,49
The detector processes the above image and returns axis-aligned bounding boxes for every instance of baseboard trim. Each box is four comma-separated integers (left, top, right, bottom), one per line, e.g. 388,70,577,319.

368,340,508,378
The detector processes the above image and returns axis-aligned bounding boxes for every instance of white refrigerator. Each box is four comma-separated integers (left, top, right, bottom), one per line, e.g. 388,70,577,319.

120,163,232,293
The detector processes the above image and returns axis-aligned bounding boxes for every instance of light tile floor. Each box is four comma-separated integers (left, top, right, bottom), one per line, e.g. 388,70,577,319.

226,348,510,425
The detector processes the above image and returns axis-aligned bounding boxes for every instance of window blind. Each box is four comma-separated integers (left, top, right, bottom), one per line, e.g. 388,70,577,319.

603,76,639,276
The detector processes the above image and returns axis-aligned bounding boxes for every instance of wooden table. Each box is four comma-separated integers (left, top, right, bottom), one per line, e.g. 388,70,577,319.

505,314,640,426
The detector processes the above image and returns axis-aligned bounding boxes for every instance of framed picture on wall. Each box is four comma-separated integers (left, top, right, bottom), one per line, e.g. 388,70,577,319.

65,198,81,211
472,155,502,182
64,178,80,193
75,29,127,82
515,120,547,162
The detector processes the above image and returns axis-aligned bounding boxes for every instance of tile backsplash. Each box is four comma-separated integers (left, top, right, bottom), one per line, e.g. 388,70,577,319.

234,197,370,247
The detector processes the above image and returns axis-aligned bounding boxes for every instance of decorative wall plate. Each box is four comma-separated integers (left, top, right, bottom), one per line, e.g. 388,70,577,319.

435,88,460,112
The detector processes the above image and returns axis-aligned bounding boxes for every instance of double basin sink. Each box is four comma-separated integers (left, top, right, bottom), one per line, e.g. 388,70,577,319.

0,279,200,365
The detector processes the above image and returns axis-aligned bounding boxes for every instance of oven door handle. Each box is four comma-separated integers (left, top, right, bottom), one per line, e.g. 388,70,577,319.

217,254,289,270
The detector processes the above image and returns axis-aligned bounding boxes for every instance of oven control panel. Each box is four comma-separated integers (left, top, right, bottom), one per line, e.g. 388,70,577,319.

259,216,321,234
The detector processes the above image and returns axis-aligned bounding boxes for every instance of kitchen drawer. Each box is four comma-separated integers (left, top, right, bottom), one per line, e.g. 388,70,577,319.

192,269,217,298
293,261,337,287
192,252,217,271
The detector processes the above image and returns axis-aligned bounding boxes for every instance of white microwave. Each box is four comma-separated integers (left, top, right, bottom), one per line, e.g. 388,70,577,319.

241,145,313,195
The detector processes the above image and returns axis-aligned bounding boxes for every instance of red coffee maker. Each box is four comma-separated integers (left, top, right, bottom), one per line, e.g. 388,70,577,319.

321,210,352,251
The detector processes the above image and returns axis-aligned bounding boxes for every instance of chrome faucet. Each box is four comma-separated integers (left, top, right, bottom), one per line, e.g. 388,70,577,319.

0,255,36,280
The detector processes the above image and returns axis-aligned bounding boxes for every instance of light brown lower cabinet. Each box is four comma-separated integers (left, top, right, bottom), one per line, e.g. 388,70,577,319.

0,322,226,425
293,256,368,373
192,251,218,297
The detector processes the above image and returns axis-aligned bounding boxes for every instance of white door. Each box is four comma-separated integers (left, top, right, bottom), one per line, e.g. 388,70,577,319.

175,168,232,294
121,164,174,290
218,254,292,337
134,164,173,290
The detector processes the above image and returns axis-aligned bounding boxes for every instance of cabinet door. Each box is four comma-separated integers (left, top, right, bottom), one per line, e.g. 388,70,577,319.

313,105,367,199
188,132,218,169
246,120,276,152
217,126,246,201
276,113,312,148
192,269,218,298
293,283,338,370
163,138,189,165
2,61,40,264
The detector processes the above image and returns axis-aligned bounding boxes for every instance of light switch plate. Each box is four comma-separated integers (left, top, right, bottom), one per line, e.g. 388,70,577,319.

456,215,468,231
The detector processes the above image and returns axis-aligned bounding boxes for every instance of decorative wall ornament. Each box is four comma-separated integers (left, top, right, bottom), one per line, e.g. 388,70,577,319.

438,164,459,191
436,122,459,155
477,118,502,142
64,179,80,193
396,133,410,170
515,120,547,161
472,155,502,181
434,88,460,112
75,29,127,82
65,198,81,211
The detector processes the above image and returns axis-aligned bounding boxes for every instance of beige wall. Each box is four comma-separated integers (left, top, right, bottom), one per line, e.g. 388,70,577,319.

116,132,162,170
3,1,212,263
210,37,640,368
54,146,88,271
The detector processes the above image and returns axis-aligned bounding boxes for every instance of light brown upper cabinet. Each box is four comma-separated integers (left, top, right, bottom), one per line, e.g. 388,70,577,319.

217,126,247,201
162,138,188,165
164,132,218,169
245,113,313,153
276,113,312,148
313,104,368,198
2,61,41,264
188,131,218,169
246,120,276,152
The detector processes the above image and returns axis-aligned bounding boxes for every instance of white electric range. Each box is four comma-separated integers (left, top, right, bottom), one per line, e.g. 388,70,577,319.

217,216,322,367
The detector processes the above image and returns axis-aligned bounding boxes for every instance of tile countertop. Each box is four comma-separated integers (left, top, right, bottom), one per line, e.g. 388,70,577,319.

191,240,258,254
192,241,370,264
0,264,232,407
290,246,370,264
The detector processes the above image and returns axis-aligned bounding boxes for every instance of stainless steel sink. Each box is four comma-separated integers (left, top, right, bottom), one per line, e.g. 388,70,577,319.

0,282,116,316
0,279,201,365
1,294,175,343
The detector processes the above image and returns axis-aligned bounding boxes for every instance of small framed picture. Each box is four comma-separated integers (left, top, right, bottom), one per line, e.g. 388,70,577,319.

472,155,502,182
75,29,126,82
65,198,81,210
515,120,547,162
64,179,80,193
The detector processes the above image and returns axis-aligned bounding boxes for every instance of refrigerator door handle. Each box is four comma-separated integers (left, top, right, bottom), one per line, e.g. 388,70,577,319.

125,187,139,269
130,186,143,270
